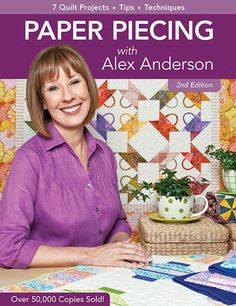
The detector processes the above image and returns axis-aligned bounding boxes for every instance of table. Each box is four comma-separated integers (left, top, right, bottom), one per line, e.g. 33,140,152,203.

0,254,227,306
0,267,65,287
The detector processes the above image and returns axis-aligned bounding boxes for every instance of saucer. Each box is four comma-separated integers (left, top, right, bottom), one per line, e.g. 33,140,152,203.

148,212,201,223
217,189,236,196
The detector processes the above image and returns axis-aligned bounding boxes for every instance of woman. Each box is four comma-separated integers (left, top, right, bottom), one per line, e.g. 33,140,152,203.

0,45,150,269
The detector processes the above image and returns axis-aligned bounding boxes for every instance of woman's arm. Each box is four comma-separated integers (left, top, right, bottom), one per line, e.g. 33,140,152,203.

0,148,41,268
109,232,130,243
30,245,91,267
30,242,150,268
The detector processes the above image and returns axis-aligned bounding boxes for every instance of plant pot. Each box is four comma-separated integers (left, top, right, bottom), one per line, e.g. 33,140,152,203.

222,169,236,193
156,194,208,219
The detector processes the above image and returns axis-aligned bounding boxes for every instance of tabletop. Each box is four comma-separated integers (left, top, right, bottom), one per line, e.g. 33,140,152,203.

0,254,227,306
0,267,66,287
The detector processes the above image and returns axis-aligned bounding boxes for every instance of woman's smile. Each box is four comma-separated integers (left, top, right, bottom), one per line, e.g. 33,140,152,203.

61,103,82,114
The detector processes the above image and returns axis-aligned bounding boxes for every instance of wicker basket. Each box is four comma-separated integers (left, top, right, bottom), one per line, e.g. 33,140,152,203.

229,239,236,250
225,223,236,240
225,223,236,250
138,215,229,255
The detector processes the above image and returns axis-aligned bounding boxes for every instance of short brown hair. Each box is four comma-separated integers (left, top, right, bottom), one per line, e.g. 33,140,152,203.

26,44,98,138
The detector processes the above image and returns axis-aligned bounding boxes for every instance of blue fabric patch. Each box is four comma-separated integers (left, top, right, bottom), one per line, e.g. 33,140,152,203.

133,275,156,282
132,261,194,282
22,280,54,291
209,262,236,277
167,261,190,267
133,268,172,280
150,262,192,274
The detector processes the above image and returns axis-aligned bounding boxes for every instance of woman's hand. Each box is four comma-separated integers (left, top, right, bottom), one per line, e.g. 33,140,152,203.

89,240,151,268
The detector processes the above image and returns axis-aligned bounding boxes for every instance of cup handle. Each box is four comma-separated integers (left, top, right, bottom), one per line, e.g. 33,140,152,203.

191,195,209,218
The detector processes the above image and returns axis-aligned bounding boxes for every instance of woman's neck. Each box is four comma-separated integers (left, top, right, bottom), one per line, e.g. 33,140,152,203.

52,122,87,162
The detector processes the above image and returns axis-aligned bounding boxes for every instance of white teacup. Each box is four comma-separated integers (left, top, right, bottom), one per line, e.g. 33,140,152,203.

156,195,208,219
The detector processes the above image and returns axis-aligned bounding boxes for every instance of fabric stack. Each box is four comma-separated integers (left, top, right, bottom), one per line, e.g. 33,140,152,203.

173,251,236,305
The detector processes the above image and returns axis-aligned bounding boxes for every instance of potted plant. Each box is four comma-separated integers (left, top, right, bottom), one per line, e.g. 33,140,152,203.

205,145,236,193
131,169,209,220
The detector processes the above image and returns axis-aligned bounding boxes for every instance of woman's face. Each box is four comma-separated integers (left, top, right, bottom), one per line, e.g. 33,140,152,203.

42,66,91,133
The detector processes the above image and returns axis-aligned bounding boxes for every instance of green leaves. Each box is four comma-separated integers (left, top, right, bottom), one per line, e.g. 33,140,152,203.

153,171,192,201
205,145,236,170
130,182,154,202
130,169,208,202
161,168,177,178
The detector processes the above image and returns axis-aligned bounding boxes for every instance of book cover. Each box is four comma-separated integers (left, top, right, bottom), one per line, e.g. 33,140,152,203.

0,1,235,305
